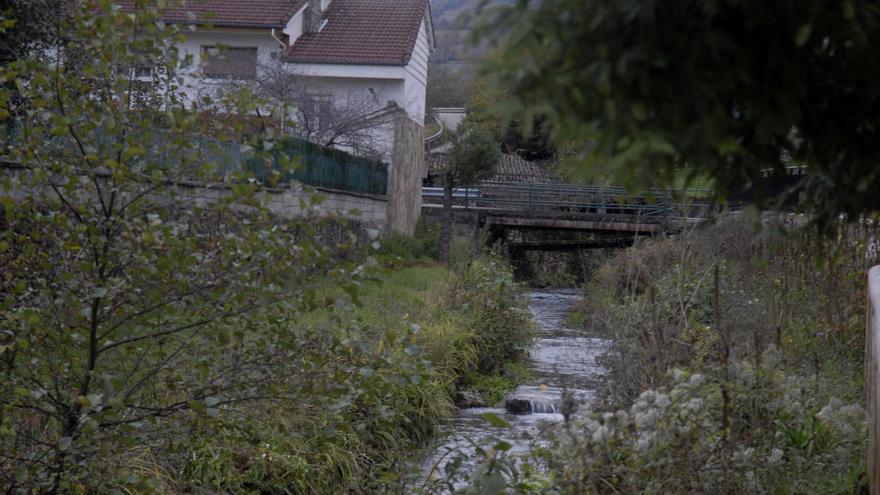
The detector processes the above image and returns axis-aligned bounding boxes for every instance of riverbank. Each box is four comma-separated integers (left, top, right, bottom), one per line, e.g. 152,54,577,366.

154,255,533,494
551,216,871,493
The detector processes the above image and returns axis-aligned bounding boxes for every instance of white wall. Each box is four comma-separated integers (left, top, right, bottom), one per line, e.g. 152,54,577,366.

175,30,283,105
167,21,430,164
434,108,467,132
403,18,431,124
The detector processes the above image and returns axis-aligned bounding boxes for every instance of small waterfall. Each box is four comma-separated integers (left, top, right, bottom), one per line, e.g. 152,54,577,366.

526,400,558,414
504,394,561,414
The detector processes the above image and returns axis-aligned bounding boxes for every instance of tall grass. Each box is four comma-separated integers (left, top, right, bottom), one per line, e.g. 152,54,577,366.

127,254,531,494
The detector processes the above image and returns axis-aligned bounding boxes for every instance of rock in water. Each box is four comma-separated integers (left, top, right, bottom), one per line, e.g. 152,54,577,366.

455,389,486,408
505,398,531,415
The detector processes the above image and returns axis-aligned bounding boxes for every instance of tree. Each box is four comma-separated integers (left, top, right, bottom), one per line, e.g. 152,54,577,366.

465,73,555,161
0,2,364,491
436,124,500,264
426,62,474,109
484,0,880,226
0,0,59,65
250,63,391,158
1,0,60,151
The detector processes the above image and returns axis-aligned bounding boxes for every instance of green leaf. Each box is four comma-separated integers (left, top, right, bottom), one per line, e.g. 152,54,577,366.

795,24,812,47
493,440,513,452
481,412,511,428
58,437,72,451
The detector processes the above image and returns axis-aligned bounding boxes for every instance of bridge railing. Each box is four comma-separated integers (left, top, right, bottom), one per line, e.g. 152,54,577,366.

472,181,713,220
867,266,880,495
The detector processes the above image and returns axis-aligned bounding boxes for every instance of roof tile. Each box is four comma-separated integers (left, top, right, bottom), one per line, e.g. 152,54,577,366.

427,153,557,184
120,0,306,29
283,0,429,66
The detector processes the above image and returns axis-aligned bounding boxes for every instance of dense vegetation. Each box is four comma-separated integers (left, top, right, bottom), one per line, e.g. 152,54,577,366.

0,2,534,492
547,216,874,493
166,256,531,494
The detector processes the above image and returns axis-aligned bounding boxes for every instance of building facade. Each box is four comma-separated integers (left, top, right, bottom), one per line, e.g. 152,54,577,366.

125,0,434,233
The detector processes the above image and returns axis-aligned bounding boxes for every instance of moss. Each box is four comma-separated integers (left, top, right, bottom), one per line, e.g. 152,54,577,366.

463,361,533,406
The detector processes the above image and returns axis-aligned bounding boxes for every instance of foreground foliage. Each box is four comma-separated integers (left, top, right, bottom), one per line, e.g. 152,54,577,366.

485,0,880,228
0,2,533,492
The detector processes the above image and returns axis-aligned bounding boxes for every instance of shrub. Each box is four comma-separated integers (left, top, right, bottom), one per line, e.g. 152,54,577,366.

552,215,874,493
443,255,535,374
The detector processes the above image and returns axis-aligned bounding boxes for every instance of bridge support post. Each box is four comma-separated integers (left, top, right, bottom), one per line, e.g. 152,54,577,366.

471,213,483,252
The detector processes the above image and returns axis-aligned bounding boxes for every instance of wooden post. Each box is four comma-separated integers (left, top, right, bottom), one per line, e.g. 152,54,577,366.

868,265,880,495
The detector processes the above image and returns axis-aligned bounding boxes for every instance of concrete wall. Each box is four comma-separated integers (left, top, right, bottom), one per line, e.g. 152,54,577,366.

433,107,467,132
386,110,425,234
0,163,387,227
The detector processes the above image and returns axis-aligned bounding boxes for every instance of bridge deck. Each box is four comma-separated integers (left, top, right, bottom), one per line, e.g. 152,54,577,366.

422,180,712,234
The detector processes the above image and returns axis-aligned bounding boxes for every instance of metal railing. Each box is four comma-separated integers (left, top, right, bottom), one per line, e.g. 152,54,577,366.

868,265,880,495
422,181,714,220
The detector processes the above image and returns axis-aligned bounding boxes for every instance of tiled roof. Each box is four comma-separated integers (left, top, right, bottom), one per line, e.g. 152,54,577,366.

283,0,430,66
427,152,557,184
119,0,306,29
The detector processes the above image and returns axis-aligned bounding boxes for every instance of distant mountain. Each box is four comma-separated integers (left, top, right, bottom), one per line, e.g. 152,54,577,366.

427,0,512,108
429,0,511,64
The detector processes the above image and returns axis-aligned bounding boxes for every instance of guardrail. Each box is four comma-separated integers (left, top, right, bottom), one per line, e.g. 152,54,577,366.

868,266,880,495
424,181,714,220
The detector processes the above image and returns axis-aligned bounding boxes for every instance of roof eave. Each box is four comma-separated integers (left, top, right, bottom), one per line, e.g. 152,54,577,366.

282,58,409,67
164,19,286,30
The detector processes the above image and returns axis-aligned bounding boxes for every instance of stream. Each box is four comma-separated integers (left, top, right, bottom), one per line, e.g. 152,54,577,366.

421,289,612,484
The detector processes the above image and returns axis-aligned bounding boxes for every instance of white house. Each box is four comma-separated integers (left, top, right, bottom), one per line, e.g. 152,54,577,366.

124,0,435,233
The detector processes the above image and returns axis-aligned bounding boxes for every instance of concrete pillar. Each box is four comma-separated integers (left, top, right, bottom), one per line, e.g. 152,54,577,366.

386,109,424,234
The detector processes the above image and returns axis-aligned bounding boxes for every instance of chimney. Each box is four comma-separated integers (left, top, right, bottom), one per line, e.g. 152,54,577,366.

304,0,323,33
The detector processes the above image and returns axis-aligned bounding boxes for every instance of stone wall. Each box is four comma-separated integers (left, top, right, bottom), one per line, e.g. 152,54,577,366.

0,162,387,227
386,109,425,234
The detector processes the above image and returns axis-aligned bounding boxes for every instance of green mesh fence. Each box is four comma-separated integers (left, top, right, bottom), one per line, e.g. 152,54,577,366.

2,122,388,196
244,138,388,196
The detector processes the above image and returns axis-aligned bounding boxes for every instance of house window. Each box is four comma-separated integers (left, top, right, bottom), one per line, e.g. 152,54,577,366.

134,65,153,79
298,94,333,126
201,46,258,80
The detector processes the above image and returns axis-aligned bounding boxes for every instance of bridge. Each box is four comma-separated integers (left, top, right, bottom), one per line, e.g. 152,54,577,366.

422,181,714,249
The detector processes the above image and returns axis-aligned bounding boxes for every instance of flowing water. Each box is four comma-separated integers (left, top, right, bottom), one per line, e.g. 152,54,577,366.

421,289,612,482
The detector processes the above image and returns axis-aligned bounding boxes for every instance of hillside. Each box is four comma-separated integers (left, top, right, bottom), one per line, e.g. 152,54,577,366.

429,0,511,65
427,0,511,107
